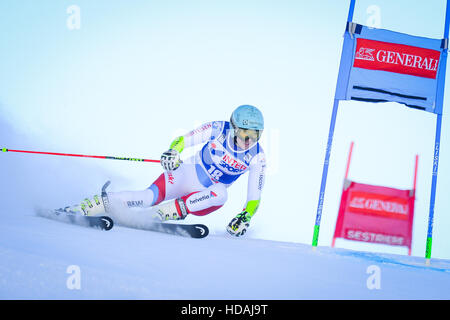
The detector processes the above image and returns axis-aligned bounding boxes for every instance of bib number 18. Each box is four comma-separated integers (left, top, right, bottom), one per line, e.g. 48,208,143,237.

207,166,223,181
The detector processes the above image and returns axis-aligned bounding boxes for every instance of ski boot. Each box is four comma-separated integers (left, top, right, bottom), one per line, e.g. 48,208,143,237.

154,198,188,221
57,181,111,216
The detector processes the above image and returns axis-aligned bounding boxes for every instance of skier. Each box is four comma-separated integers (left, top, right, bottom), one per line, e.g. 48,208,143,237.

63,105,266,237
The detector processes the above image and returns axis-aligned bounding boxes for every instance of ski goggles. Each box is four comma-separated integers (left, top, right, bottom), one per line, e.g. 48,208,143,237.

233,126,262,142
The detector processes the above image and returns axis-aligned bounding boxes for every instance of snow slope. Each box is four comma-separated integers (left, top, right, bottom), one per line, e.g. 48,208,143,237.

1,208,449,300
1,120,450,300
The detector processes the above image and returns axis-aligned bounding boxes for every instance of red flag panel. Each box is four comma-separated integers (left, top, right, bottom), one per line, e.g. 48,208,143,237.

333,180,415,250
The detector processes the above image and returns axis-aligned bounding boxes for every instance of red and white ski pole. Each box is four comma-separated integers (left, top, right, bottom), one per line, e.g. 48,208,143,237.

1,147,160,163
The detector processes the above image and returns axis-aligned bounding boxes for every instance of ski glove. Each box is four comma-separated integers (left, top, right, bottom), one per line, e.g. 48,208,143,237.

226,211,251,237
160,149,182,171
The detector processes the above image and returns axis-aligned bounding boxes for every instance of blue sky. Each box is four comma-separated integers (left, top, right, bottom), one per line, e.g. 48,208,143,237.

1,0,449,260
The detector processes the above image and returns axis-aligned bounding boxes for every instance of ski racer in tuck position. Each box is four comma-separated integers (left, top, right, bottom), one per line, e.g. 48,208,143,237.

62,104,266,237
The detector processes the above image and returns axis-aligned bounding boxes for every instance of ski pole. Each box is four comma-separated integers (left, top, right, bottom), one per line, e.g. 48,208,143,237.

1,147,160,163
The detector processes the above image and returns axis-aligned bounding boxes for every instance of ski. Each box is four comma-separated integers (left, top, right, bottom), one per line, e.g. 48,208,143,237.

145,222,209,238
36,208,114,231
65,214,114,231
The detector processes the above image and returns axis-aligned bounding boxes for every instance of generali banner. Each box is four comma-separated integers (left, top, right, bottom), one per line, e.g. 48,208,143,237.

333,180,415,250
354,38,440,79
335,24,445,114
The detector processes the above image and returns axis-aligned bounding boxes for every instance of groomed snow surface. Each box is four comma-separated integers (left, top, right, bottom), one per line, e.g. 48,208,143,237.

1,208,449,300
1,121,449,300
